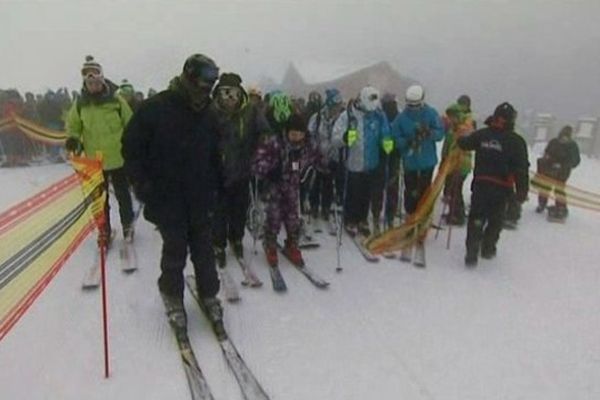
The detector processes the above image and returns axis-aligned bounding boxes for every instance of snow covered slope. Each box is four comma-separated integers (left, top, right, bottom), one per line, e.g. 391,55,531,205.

0,156,599,400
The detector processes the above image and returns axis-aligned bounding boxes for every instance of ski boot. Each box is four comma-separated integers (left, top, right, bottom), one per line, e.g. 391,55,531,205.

283,238,304,266
413,241,426,268
357,220,371,237
372,220,381,236
465,248,478,267
230,240,244,259
97,227,114,250
535,204,546,213
159,290,188,341
481,243,497,259
344,222,358,237
123,224,135,243
198,297,227,341
213,246,226,268
263,240,278,268
400,245,413,262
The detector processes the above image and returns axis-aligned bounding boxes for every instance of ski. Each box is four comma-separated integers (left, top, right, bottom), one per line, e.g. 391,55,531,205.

218,267,241,303
399,246,412,263
350,235,379,262
82,249,102,290
185,276,271,400
277,243,330,289
119,240,138,273
413,243,426,268
234,257,263,287
160,293,215,400
81,229,116,290
382,251,399,260
269,265,287,292
298,238,320,250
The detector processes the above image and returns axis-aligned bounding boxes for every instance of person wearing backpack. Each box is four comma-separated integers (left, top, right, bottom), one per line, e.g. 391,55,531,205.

307,88,344,233
535,125,580,219
65,56,134,247
332,86,392,237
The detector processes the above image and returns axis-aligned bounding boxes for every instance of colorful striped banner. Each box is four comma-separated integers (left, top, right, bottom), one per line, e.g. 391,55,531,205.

0,156,104,341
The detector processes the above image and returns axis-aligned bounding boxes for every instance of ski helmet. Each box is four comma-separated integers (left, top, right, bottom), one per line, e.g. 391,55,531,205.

268,91,293,123
182,54,219,87
324,88,342,109
359,86,381,112
405,85,425,107
308,91,322,104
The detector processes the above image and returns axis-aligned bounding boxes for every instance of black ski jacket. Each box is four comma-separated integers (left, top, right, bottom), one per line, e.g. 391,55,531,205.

122,89,222,228
458,126,529,200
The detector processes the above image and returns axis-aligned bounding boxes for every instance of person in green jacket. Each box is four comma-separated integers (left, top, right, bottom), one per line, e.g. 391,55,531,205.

65,55,134,246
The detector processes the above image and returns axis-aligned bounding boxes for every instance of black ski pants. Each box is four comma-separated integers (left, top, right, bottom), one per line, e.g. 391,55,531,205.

102,167,134,235
444,171,468,221
344,169,383,226
309,170,335,218
212,180,250,249
466,183,509,257
403,168,434,215
157,223,219,300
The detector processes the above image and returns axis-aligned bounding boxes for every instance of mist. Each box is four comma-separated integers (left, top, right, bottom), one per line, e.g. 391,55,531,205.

1,0,599,122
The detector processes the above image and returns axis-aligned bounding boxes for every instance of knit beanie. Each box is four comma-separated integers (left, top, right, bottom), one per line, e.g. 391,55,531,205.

81,55,103,77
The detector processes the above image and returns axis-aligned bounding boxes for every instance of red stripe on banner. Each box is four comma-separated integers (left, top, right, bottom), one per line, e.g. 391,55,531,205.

0,221,95,342
0,174,79,234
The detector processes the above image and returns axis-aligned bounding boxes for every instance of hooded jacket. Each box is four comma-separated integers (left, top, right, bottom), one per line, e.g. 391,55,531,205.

66,80,133,170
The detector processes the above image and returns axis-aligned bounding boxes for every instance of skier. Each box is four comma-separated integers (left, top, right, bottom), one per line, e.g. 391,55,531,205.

392,84,444,264
441,103,475,226
211,72,271,267
380,92,402,228
121,54,226,339
457,102,529,266
65,55,134,247
332,86,391,237
307,88,344,233
535,125,580,220
118,79,142,112
252,113,327,268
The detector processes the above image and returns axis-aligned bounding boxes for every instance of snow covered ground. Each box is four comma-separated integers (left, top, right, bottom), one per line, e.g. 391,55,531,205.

1,153,599,400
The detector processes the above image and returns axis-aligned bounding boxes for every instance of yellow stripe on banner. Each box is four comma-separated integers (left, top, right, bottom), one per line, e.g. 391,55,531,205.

0,186,94,321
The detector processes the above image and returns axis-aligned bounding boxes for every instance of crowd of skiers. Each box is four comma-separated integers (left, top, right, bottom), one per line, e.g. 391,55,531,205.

0,71,155,167
12,53,580,338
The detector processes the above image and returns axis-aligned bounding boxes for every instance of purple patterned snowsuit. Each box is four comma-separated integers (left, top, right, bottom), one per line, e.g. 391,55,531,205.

252,135,324,244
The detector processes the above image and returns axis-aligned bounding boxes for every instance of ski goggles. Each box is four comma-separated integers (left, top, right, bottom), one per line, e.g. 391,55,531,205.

216,86,242,101
81,67,102,79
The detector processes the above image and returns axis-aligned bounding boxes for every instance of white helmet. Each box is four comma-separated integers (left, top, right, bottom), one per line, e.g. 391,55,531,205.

405,84,425,107
359,86,381,112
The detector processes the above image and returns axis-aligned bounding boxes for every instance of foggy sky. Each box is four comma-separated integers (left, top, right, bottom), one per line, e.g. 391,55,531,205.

1,0,599,123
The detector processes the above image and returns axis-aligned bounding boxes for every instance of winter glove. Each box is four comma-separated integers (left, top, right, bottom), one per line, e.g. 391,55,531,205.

382,138,394,155
415,125,431,141
65,137,82,155
266,163,283,183
343,129,358,147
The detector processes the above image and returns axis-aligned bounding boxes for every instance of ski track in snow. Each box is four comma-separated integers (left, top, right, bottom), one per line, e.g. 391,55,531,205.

0,157,599,400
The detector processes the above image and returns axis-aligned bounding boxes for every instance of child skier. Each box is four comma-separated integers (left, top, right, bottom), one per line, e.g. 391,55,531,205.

252,113,327,267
